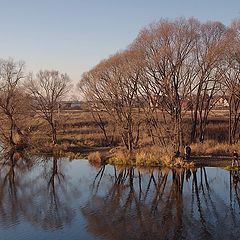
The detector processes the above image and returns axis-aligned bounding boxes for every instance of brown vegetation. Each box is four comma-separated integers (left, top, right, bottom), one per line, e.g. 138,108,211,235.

1,18,240,167
79,18,240,161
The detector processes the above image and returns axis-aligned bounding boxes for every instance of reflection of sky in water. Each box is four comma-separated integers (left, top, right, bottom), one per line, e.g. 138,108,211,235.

0,159,239,240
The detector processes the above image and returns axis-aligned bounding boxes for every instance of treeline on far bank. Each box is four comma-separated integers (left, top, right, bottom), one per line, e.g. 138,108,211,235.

1,17,240,166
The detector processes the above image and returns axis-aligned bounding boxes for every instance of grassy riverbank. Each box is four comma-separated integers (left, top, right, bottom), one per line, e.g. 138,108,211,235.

3,110,237,168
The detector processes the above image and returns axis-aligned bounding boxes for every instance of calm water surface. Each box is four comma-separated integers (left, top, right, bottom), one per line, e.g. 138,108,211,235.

0,157,239,240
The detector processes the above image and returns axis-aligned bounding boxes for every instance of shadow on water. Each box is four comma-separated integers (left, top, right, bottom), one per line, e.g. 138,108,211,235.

82,166,240,240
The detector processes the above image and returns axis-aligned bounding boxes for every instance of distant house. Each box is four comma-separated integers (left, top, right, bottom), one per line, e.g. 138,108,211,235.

61,100,81,110
213,96,229,109
149,95,160,108
148,94,193,111
181,98,193,110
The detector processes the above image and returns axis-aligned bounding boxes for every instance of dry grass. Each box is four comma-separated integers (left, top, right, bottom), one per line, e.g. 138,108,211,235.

135,145,175,166
88,151,105,163
171,157,195,168
107,145,194,168
191,140,240,156
107,147,135,165
25,110,235,167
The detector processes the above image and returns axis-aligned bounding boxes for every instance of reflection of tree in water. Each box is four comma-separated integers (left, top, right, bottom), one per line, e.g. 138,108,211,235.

230,170,240,217
82,166,240,240
83,166,185,239
20,156,76,230
0,150,34,227
0,152,78,230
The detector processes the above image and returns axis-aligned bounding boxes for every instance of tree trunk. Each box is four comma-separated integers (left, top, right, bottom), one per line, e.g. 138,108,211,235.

9,120,16,147
191,84,202,143
229,95,233,144
174,101,184,156
51,123,57,144
91,110,109,144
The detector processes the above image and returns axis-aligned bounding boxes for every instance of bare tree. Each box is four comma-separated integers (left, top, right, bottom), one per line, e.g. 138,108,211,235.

220,19,240,144
80,49,143,153
0,59,31,149
79,17,240,157
133,18,199,154
190,21,227,142
26,70,71,144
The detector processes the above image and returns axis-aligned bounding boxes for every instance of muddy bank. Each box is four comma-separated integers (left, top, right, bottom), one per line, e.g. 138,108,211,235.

191,155,233,167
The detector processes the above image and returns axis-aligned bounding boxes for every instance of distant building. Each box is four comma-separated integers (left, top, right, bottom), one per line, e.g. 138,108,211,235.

214,96,229,109
61,100,81,109
148,94,193,111
181,98,193,110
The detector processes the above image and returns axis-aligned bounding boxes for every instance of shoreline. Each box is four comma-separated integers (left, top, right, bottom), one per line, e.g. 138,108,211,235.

53,146,235,168
191,156,232,167
3,143,237,169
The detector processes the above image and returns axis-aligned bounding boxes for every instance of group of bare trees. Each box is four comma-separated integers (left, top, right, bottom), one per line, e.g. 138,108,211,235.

0,59,71,150
79,50,144,152
80,18,240,155
1,17,240,158
26,70,71,144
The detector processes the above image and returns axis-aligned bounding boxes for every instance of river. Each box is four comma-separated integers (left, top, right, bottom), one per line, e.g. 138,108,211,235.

0,157,239,240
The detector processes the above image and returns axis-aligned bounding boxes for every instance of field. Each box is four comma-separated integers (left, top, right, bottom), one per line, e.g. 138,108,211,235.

25,108,240,167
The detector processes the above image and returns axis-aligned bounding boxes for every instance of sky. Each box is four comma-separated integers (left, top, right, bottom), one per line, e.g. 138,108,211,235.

0,0,240,85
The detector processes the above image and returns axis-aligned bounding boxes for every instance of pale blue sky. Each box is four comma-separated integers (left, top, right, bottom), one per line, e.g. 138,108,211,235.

0,0,239,83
